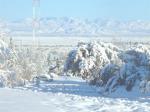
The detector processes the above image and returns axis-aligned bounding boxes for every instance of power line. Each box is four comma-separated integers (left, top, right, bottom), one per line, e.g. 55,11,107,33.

32,0,40,48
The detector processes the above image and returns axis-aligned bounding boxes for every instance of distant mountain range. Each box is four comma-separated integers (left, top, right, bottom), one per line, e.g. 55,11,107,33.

0,17,150,37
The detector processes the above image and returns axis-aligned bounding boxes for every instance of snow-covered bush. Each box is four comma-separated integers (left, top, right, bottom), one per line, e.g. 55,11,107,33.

0,39,21,87
0,70,25,87
140,80,150,93
65,42,150,93
12,47,48,83
0,39,16,68
0,38,48,87
64,41,121,79
46,47,68,76
98,44,150,92
120,45,150,91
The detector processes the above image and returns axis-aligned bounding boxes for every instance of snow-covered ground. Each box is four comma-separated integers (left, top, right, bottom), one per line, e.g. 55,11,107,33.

13,36,150,46
0,76,150,112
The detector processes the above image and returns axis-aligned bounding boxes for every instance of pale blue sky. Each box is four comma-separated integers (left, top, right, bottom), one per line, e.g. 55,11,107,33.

0,0,149,21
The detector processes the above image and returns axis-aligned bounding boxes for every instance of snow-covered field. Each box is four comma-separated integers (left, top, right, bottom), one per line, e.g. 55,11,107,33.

13,36,150,46
0,76,150,112
0,37,150,112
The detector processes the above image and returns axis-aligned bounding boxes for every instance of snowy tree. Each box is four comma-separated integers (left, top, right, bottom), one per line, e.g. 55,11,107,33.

64,41,121,79
0,38,49,87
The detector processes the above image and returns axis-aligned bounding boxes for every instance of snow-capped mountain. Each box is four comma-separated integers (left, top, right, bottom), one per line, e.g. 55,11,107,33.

0,17,150,36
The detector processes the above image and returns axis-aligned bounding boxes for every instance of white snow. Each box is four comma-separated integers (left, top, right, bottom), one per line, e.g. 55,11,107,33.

0,76,150,112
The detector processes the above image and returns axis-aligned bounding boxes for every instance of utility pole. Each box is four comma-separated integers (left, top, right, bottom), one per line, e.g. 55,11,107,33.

32,0,40,48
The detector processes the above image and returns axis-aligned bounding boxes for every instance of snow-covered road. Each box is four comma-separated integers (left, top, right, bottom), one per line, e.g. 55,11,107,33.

0,77,150,112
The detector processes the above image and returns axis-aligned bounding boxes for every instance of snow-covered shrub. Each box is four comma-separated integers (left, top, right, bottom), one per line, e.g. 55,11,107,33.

0,70,25,87
64,41,121,79
46,48,67,76
65,42,150,93
101,44,150,92
99,64,120,85
12,47,47,83
0,38,49,87
120,45,150,91
32,74,53,85
140,80,150,93
0,39,25,87
0,39,16,68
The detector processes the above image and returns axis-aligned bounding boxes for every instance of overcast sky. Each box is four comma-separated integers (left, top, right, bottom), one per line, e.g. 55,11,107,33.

0,0,149,21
